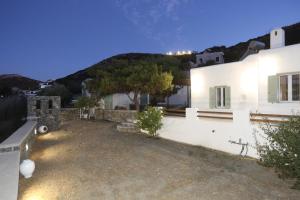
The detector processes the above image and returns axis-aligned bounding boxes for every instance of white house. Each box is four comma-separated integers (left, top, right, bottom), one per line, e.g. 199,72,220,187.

159,28,300,158
191,51,224,67
39,80,53,89
81,79,148,110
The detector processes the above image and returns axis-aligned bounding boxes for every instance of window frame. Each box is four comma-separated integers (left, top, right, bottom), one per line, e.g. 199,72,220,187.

278,73,300,102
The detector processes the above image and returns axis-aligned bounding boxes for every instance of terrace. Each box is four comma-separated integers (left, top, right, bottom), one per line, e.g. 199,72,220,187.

18,119,300,200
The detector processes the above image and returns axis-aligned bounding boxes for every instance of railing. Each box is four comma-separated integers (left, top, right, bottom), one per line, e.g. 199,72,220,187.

250,113,295,123
164,108,186,117
197,110,233,120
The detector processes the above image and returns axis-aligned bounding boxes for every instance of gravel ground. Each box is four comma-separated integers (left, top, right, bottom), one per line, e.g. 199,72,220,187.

18,120,300,200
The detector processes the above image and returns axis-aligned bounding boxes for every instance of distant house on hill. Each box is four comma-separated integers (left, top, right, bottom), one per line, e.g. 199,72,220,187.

190,50,224,68
39,80,53,89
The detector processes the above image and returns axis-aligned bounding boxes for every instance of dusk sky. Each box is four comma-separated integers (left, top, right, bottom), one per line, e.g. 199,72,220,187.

0,0,299,81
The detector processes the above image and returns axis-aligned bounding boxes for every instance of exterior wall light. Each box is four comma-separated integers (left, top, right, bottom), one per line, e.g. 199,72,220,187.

20,159,35,179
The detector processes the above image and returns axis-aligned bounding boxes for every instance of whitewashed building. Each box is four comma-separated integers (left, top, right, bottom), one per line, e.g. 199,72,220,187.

190,51,224,67
159,28,300,158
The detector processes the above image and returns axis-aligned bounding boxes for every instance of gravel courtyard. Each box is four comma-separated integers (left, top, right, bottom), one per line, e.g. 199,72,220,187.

18,120,300,200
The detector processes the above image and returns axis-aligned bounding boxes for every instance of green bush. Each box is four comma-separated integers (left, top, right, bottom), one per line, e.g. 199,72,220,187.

137,107,163,137
257,116,300,189
75,96,97,109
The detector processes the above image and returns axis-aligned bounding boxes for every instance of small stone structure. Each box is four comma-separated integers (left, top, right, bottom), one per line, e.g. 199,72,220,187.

27,96,61,131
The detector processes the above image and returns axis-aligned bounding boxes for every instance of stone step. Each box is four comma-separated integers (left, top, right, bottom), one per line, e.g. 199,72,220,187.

117,124,139,133
120,122,137,128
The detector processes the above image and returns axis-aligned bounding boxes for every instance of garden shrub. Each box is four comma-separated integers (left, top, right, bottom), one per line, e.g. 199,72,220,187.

137,107,163,137
257,116,300,189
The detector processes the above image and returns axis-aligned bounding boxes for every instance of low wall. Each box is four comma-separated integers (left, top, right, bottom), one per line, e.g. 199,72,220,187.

0,120,37,200
60,108,137,123
0,120,37,160
158,108,264,158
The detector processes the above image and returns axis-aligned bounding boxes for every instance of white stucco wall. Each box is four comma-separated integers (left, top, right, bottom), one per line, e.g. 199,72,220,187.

165,86,189,106
159,43,300,158
191,43,300,114
112,92,141,109
159,108,260,158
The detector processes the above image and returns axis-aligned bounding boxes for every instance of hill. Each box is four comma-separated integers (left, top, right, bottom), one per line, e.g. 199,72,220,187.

56,22,300,94
56,53,191,94
0,74,40,95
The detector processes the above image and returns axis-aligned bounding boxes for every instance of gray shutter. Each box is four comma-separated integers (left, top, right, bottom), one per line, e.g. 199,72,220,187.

268,75,279,103
225,86,231,109
209,87,216,109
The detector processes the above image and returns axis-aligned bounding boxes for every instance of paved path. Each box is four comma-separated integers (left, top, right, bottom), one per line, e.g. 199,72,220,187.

18,120,300,200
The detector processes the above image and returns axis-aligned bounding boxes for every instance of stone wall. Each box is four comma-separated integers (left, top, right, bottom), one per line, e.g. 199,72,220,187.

60,108,137,123
97,109,137,123
60,108,79,122
27,96,61,131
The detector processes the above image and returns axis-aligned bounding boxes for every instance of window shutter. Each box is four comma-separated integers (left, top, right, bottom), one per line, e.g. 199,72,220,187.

268,75,279,103
225,86,231,109
209,87,216,109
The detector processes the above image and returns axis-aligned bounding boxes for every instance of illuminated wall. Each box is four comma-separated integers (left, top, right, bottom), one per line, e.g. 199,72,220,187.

190,43,300,114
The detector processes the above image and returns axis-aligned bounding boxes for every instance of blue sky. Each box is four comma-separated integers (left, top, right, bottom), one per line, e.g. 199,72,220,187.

0,0,299,81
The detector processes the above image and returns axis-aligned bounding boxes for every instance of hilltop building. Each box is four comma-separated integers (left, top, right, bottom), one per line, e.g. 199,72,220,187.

190,50,224,67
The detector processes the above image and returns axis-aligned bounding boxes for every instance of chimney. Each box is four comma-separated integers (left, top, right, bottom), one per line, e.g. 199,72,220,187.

270,28,285,49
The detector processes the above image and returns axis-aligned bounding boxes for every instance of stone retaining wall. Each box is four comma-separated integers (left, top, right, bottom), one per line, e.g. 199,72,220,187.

60,108,137,123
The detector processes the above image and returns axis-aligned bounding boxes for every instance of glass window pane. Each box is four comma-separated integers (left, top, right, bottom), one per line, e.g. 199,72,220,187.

222,87,226,107
217,88,221,107
292,74,300,101
280,75,288,101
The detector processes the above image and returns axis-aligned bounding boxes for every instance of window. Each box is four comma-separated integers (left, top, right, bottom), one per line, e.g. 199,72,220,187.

199,58,203,64
209,86,230,109
216,56,219,62
48,100,53,109
36,100,41,109
292,74,300,101
279,73,300,102
216,87,226,108
275,31,277,36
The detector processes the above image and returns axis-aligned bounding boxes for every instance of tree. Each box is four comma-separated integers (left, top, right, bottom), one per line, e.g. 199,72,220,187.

93,62,173,111
38,83,72,107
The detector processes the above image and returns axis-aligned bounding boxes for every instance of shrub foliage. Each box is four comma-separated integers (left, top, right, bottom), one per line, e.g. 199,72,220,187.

137,107,163,137
258,116,300,189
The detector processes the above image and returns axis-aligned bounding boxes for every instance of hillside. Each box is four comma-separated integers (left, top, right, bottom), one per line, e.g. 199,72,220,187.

0,74,40,95
56,53,192,94
57,22,300,94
